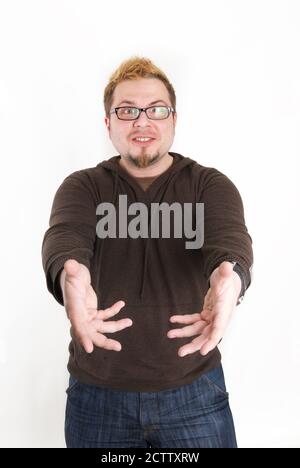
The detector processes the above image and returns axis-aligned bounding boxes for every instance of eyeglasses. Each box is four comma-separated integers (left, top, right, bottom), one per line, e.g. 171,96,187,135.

109,106,175,121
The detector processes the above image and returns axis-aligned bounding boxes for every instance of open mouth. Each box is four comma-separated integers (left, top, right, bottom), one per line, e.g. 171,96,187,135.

132,137,155,146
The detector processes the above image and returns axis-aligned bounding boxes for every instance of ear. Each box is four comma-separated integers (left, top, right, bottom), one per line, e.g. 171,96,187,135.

105,117,110,130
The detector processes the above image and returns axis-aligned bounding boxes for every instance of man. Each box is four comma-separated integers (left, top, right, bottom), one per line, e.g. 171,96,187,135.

42,56,253,448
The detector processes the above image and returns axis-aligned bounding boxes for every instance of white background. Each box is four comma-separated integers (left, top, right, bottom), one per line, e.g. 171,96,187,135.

0,0,299,448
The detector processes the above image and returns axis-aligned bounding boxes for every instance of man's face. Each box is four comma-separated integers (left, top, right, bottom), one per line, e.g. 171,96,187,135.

105,78,177,169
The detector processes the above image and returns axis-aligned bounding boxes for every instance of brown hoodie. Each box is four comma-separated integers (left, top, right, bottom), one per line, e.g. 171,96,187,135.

42,152,253,391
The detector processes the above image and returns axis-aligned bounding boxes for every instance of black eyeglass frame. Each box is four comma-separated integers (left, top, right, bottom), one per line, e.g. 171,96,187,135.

109,106,175,120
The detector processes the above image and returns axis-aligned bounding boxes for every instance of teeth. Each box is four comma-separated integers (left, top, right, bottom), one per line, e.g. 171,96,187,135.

134,137,152,142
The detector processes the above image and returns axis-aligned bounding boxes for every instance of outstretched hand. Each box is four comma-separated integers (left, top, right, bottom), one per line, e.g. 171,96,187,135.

167,261,242,357
61,259,132,354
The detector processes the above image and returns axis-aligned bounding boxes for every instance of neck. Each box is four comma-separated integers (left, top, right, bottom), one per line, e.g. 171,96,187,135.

118,153,173,178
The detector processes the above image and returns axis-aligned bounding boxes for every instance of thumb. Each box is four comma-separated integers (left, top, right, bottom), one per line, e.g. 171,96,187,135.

64,259,80,277
218,261,235,279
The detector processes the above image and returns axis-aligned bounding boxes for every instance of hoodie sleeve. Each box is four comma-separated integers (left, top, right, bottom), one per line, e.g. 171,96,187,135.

199,168,253,301
41,171,97,306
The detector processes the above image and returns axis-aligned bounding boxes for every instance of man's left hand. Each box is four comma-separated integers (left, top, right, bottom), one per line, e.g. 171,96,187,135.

167,261,242,357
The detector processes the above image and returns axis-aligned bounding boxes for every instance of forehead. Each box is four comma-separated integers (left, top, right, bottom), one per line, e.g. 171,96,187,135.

112,78,170,106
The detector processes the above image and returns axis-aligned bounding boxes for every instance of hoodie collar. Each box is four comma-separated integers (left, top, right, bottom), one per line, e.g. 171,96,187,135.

98,152,194,200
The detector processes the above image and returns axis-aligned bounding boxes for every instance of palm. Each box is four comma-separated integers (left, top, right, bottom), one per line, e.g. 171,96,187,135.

62,259,133,353
167,261,241,357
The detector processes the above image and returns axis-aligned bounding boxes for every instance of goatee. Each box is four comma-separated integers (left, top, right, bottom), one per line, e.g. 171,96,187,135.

127,151,161,169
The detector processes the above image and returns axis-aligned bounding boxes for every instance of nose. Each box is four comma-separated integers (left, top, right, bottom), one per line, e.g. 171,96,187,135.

133,109,152,127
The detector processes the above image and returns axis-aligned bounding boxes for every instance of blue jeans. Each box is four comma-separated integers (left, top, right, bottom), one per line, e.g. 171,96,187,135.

65,364,237,448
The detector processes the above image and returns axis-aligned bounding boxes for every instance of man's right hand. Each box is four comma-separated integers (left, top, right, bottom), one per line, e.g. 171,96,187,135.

60,259,132,354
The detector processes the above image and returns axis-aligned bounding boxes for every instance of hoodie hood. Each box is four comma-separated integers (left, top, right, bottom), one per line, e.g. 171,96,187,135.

96,152,195,300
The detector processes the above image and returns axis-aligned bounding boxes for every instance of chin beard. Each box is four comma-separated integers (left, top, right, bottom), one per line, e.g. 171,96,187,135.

126,151,161,169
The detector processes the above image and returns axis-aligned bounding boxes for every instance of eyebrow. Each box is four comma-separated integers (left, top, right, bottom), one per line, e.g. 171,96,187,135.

115,99,170,107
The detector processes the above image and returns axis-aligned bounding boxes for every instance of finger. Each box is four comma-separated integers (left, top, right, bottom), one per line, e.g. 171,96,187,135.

169,313,201,324
98,300,126,320
91,333,122,352
167,320,207,338
78,332,94,354
93,318,133,333
199,325,224,356
178,331,210,357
